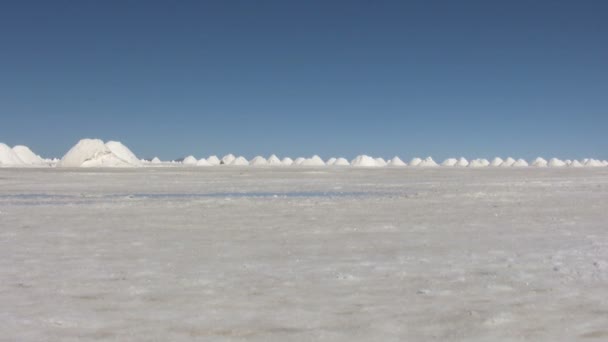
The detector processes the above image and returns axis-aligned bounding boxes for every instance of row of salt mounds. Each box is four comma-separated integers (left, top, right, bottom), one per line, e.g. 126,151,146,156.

0,143,47,167
58,139,142,167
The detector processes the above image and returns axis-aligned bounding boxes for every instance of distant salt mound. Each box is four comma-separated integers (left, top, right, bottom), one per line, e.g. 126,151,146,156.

334,157,350,166
468,159,487,168
419,157,439,167
326,157,337,166
105,141,142,166
569,160,583,168
293,157,306,166
409,158,422,167
206,155,221,165
388,156,406,167
281,157,293,166
196,158,213,166
250,156,269,166
490,157,504,167
585,159,604,167
500,157,516,167
230,156,249,166
456,157,469,167
602,160,608,167
374,158,387,167
548,158,566,167
267,154,282,166
151,157,161,164
512,159,529,167
182,156,198,165
532,157,548,167
441,158,457,167
0,143,25,166
12,145,45,165
351,155,379,167
221,154,236,165
301,155,325,166
58,139,137,167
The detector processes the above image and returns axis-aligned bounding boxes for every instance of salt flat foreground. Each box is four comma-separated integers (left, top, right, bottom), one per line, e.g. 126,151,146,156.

1,168,608,341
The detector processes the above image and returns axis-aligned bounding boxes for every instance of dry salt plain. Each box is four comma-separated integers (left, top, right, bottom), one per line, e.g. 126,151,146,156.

1,140,608,341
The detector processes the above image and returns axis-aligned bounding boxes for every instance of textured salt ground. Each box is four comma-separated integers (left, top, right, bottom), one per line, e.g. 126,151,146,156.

1,168,608,341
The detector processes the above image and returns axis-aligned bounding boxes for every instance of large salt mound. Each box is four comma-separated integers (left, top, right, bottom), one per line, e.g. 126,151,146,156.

374,158,387,167
351,155,379,167
12,145,44,165
441,158,457,167
585,159,604,167
456,157,469,167
419,157,439,167
569,160,583,168
206,155,221,165
490,157,504,167
221,154,236,165
281,157,293,166
196,158,213,166
0,143,25,166
500,157,516,167
326,157,337,166
532,157,548,167
293,157,306,166
230,156,249,166
388,156,406,167
250,156,268,166
182,155,198,165
468,159,487,168
151,157,162,164
301,155,326,166
409,157,422,167
58,139,134,167
548,158,566,167
512,159,529,167
105,141,142,166
267,155,282,166
334,157,350,166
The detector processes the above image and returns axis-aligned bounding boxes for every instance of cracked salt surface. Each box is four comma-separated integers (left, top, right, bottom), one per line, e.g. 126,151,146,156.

1,167,608,341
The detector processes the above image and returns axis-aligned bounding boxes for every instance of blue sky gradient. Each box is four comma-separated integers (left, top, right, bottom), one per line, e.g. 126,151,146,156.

1,1,607,160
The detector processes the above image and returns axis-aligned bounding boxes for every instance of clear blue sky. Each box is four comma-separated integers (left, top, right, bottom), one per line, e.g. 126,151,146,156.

1,1,607,160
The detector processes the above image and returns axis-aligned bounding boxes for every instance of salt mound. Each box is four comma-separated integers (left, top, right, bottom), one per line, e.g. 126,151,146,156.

456,157,469,167
468,159,487,168
512,159,529,167
326,157,337,166
281,157,293,166
12,145,44,165
105,141,142,166
419,157,439,167
58,139,135,167
351,155,379,167
293,157,305,166
441,158,457,167
500,157,516,167
334,157,350,166
374,158,387,167
532,157,548,167
548,158,566,167
230,156,249,166
565,160,572,166
0,143,24,166
267,154,282,166
301,155,325,166
196,158,213,166
151,157,161,164
585,159,604,167
206,155,221,165
182,156,198,165
221,154,236,165
409,157,422,167
569,160,583,168
388,156,406,167
490,157,504,167
250,156,268,166
602,160,608,166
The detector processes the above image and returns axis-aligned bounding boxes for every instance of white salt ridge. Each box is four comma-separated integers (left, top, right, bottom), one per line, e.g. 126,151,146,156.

182,156,198,165
334,157,350,166
409,158,422,167
548,158,566,167
206,156,221,165
267,155,282,166
419,157,439,167
301,155,325,166
532,157,548,167
250,156,269,166
585,159,604,167
0,143,25,166
58,139,137,168
221,154,236,165
388,156,406,167
12,145,45,166
230,156,249,166
441,158,457,167
281,157,293,166
351,155,379,167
